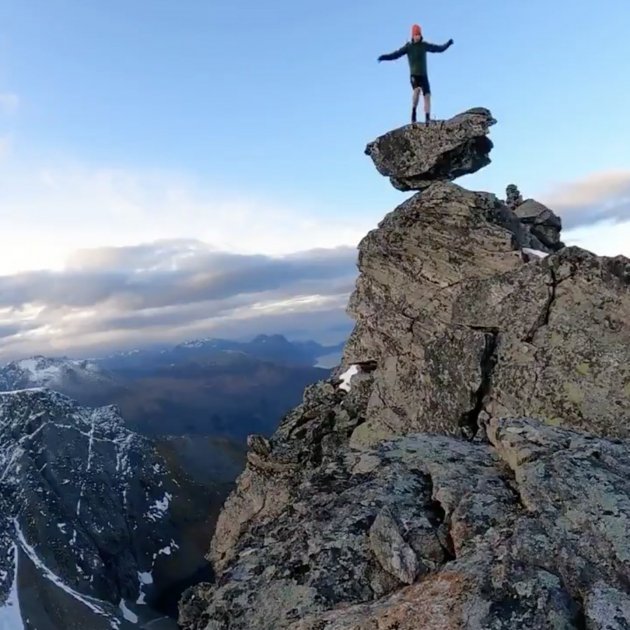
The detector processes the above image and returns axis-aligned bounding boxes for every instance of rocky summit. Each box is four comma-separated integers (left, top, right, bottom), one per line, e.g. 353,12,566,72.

0,389,201,629
365,107,496,191
178,108,630,629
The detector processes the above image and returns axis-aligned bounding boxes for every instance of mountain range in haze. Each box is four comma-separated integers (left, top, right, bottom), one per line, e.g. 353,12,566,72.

0,334,344,441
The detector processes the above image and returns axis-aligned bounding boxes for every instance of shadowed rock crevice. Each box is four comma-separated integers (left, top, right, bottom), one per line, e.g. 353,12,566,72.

459,329,499,439
574,595,588,630
426,493,456,563
390,136,494,191
524,267,558,343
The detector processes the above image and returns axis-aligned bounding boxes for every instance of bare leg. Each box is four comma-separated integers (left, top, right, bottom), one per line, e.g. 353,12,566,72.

424,93,431,121
412,87,421,110
411,87,421,123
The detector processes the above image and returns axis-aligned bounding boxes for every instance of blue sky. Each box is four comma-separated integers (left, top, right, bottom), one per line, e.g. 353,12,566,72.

0,0,629,357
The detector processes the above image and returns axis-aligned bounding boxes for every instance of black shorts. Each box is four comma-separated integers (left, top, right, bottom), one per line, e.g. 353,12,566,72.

410,75,431,94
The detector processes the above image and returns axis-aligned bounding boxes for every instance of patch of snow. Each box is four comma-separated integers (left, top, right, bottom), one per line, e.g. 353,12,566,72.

57,523,67,534
16,358,63,386
147,493,171,522
157,540,179,557
119,599,138,624
138,571,153,585
136,571,153,605
15,520,117,625
339,365,360,392
0,388,46,396
522,247,549,259
0,544,24,629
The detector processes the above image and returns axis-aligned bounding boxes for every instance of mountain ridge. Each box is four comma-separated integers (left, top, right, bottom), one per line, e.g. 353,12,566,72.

178,109,630,630
0,388,198,628
0,336,338,442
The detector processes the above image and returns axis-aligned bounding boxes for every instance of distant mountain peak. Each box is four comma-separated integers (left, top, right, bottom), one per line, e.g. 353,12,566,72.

0,356,115,392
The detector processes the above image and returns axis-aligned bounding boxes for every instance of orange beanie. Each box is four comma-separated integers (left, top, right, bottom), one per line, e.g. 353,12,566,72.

411,24,422,37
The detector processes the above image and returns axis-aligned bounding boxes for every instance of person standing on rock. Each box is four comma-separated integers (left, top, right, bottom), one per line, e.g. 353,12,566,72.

378,24,453,125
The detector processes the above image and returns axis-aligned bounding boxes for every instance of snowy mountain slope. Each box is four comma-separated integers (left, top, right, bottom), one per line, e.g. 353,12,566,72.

0,353,328,441
0,389,190,629
0,356,123,402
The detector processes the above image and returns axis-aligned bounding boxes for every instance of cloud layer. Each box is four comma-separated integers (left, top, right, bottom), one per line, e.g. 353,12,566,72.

0,148,628,362
0,160,378,275
0,241,358,361
542,170,630,230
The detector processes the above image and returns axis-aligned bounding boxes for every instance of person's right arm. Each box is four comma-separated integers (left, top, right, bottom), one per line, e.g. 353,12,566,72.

378,44,408,62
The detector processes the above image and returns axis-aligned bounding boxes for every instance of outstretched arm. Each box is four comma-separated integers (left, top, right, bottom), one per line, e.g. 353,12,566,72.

425,39,454,53
378,44,408,62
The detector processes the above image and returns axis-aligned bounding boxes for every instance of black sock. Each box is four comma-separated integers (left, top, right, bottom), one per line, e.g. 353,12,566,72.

425,112,431,122
412,107,417,123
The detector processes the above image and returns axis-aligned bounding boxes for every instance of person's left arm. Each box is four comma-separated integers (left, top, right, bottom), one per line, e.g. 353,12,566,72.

425,39,454,53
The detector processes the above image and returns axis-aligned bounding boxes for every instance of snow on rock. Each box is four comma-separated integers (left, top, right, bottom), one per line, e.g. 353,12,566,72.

147,493,172,522
119,599,139,624
0,356,116,394
522,247,549,259
15,520,117,625
138,572,153,586
157,540,180,557
0,544,24,630
338,365,360,392
136,571,154,605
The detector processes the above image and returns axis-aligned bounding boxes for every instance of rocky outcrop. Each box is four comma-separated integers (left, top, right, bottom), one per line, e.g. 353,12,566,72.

344,182,629,445
513,197,564,251
178,109,630,630
180,414,630,630
0,389,202,629
505,184,523,210
365,108,496,191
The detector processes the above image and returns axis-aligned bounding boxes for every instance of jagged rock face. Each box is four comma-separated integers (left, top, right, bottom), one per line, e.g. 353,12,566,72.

208,376,374,574
179,416,630,630
343,181,630,445
513,198,564,251
364,108,496,191
0,389,182,629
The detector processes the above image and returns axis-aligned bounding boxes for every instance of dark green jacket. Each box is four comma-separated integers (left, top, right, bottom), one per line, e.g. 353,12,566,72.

379,38,452,76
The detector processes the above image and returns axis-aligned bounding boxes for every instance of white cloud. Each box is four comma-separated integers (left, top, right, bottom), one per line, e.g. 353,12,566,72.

0,160,374,274
0,92,19,115
564,220,630,258
0,240,356,360
543,170,630,209
538,169,630,230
